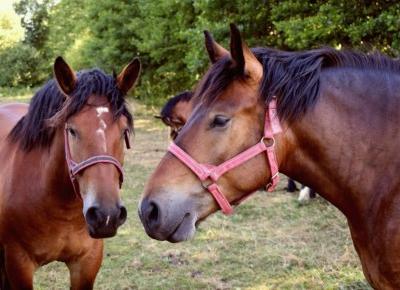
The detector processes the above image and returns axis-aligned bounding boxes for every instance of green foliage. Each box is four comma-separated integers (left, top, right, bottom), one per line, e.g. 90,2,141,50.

0,11,24,50
2,0,400,101
0,42,46,87
273,1,400,55
14,0,53,51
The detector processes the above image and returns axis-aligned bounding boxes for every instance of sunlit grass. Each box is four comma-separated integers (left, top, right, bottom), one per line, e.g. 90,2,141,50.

1,89,371,289
0,86,35,103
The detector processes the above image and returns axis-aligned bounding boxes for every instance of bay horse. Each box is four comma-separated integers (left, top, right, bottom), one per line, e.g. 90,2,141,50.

158,91,316,202
0,56,140,289
139,24,400,289
155,90,194,140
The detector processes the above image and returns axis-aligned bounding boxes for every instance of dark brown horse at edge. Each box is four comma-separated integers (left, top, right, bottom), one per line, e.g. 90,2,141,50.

139,24,400,289
0,57,140,289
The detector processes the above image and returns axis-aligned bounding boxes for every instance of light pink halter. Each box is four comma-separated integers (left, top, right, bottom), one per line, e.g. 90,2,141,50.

168,99,282,215
64,126,128,198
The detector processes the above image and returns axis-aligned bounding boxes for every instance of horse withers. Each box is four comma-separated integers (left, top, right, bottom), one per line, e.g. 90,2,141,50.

0,57,140,289
139,24,400,288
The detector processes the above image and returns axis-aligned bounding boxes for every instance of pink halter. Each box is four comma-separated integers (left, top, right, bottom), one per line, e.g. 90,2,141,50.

168,99,282,215
64,126,127,198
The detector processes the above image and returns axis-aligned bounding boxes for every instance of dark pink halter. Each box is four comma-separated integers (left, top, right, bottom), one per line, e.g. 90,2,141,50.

64,126,129,198
168,99,282,215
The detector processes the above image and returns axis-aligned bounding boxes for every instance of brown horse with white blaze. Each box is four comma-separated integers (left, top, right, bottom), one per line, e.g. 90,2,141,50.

139,24,400,288
0,57,140,289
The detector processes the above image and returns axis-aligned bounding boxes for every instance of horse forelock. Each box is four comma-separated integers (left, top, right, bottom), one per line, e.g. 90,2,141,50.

8,68,133,152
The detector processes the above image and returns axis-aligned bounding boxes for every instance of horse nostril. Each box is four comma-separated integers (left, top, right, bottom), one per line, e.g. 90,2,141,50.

85,206,101,225
141,200,161,230
118,205,127,224
139,198,162,231
148,202,159,224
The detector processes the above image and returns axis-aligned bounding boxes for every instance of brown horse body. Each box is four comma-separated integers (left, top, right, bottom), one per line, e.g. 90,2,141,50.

0,58,140,289
140,25,400,288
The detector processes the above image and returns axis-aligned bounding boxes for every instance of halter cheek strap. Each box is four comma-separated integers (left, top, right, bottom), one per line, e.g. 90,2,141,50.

168,99,282,215
64,126,126,198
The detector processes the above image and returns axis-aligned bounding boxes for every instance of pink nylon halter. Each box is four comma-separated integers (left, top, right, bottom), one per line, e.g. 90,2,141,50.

168,99,282,215
64,126,126,198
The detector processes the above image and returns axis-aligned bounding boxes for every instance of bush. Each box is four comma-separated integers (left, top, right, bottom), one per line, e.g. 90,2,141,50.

0,42,49,87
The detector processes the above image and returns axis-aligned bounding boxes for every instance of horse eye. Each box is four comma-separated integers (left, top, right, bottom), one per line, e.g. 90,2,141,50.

68,128,77,137
211,115,230,128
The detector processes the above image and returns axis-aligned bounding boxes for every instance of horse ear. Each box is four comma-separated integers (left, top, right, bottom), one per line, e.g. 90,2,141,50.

54,56,77,95
229,24,262,81
204,31,229,63
116,58,141,94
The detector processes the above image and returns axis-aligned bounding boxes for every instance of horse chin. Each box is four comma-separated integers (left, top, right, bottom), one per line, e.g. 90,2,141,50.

87,225,118,239
166,213,197,243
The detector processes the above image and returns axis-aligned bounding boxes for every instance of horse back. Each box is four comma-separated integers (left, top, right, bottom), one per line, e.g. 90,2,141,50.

0,103,28,142
0,103,28,236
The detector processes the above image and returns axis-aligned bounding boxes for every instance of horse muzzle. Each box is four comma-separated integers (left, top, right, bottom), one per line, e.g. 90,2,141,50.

138,195,197,242
84,203,127,239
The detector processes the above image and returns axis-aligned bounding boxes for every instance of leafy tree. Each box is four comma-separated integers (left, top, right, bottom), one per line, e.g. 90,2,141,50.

44,0,88,68
272,1,400,55
0,11,24,50
0,42,43,86
14,0,53,51
3,0,400,99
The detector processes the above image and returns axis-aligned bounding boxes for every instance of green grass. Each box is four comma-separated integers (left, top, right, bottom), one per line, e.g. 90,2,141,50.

0,86,36,103
1,90,371,289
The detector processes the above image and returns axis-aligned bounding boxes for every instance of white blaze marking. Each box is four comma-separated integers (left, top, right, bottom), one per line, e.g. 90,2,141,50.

96,128,107,152
99,119,107,130
95,107,109,152
96,106,109,117
83,184,97,215
106,215,110,226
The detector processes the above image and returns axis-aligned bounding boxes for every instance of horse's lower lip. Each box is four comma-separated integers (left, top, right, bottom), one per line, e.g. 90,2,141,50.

166,217,186,242
88,226,117,239
166,213,194,243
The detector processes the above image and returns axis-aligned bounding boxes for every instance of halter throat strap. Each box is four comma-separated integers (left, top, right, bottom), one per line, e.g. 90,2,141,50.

64,126,125,198
168,99,282,215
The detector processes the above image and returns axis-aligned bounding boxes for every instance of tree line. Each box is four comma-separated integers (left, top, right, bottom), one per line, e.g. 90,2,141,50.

1,0,399,105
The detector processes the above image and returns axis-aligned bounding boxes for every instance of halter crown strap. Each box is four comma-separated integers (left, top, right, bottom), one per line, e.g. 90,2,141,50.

64,127,125,198
264,98,281,191
168,99,282,215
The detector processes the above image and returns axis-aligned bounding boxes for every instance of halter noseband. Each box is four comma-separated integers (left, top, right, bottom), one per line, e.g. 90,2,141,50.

168,99,282,215
64,126,129,198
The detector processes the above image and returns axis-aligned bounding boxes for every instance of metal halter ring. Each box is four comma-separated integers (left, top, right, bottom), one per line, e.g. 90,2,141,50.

260,136,275,147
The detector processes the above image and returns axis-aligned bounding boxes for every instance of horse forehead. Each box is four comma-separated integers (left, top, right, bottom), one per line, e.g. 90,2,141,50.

206,80,258,110
74,105,113,129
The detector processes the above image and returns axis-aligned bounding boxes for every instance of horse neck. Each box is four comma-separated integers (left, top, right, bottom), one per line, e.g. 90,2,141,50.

20,128,76,203
278,68,400,220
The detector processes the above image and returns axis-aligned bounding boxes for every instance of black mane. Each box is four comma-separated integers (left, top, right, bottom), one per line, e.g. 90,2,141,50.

160,91,193,120
194,47,400,122
9,68,133,151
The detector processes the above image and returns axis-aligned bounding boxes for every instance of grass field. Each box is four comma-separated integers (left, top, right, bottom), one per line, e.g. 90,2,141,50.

1,90,371,289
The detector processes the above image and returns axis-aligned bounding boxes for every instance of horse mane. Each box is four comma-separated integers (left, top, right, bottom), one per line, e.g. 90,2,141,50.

9,69,133,152
194,47,400,122
160,91,193,120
